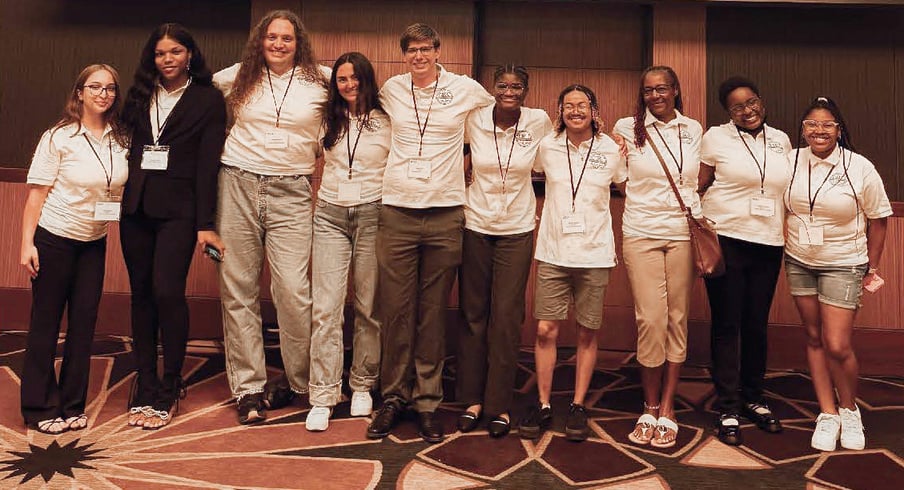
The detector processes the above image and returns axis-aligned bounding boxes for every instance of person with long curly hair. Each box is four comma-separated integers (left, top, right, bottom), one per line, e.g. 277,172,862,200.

120,23,227,430
213,9,330,425
20,64,129,434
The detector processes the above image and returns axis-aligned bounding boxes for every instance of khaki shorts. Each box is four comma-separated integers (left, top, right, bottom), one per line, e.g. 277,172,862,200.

533,261,610,329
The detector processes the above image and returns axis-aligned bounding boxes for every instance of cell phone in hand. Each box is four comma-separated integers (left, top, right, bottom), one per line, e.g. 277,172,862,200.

204,244,223,263
864,273,884,293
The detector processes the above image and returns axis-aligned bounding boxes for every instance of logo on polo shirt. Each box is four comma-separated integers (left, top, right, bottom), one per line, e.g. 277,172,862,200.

363,117,383,132
828,172,847,186
436,88,454,105
515,129,533,147
588,151,608,169
679,129,694,144
767,140,784,153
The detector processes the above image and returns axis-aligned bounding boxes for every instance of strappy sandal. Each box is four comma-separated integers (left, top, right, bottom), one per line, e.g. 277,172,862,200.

142,409,172,430
35,417,68,435
65,414,88,431
628,413,658,445
128,406,154,427
651,416,679,448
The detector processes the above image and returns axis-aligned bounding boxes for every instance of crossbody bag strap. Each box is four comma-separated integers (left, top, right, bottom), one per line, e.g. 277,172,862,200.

644,126,689,215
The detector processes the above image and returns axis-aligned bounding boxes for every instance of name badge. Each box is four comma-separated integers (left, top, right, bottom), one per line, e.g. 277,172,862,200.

562,213,586,234
338,182,362,202
798,225,824,246
750,195,776,217
141,145,169,170
407,159,431,180
94,200,122,221
265,130,289,149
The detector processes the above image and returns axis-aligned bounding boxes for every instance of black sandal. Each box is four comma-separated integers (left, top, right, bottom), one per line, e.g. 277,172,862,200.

65,414,88,431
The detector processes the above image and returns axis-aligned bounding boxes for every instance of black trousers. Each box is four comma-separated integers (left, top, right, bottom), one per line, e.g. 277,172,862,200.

456,229,534,417
704,235,783,413
120,211,196,410
21,226,106,424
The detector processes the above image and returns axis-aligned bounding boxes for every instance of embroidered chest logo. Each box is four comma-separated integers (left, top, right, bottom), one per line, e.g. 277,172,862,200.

588,151,608,170
363,117,383,132
515,129,534,147
296,72,318,84
767,140,784,154
828,173,847,186
679,129,694,145
436,88,454,105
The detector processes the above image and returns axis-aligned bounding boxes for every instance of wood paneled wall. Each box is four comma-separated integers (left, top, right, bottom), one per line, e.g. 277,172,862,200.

652,2,706,122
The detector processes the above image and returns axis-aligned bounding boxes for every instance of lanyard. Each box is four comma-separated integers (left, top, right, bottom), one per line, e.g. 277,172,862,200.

566,136,594,213
492,108,519,196
737,125,767,194
410,73,439,157
652,123,684,184
346,111,367,180
83,133,113,195
807,157,839,221
153,78,190,144
266,66,295,128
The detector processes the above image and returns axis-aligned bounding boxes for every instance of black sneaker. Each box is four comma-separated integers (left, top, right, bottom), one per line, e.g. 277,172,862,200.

717,413,742,446
367,402,401,439
565,403,590,442
743,402,782,433
519,405,552,439
263,375,296,410
237,393,266,425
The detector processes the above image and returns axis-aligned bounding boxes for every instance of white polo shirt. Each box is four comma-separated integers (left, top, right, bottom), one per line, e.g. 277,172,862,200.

534,132,626,268
465,105,552,235
613,109,703,241
319,110,391,206
150,78,191,142
27,123,129,241
700,122,792,246
214,63,330,176
784,146,892,267
379,64,494,208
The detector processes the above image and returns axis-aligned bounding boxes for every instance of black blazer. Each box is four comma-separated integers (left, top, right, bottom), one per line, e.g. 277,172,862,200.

123,82,227,231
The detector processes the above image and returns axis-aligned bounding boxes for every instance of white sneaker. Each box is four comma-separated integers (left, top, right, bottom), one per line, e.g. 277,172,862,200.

811,412,841,451
839,406,865,450
305,406,332,432
350,391,373,417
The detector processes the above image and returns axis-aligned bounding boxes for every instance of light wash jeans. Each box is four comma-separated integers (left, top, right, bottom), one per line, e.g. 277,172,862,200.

217,165,313,398
309,199,381,407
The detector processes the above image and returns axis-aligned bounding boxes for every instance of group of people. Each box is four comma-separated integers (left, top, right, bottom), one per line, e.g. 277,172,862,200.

18,10,890,456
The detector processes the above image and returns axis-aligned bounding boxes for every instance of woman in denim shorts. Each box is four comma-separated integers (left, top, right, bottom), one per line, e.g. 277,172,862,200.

784,96,892,452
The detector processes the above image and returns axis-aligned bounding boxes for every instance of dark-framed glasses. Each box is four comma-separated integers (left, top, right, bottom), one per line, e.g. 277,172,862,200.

405,46,435,56
642,85,671,97
494,82,525,93
729,97,762,115
802,120,840,130
83,84,117,97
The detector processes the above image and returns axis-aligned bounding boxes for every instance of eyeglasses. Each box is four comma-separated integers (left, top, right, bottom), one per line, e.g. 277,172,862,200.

405,46,435,56
728,97,762,115
494,83,525,93
563,102,590,112
802,120,840,130
83,84,117,97
642,85,672,97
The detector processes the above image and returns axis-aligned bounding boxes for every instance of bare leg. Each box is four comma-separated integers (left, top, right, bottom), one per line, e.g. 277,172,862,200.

573,325,598,405
820,303,858,410
659,361,682,420
794,295,838,414
535,320,559,405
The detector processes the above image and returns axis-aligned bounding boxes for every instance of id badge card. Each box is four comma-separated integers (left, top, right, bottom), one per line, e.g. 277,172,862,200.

141,145,170,170
338,182,362,202
265,129,289,149
562,213,586,234
750,194,776,217
407,159,431,180
798,225,824,246
94,197,122,221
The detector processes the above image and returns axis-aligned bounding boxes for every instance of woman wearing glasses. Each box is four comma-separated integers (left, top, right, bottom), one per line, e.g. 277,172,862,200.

696,77,792,446
19,64,129,434
306,52,390,432
120,23,227,430
213,10,330,425
455,65,551,438
784,97,890,452
613,66,703,449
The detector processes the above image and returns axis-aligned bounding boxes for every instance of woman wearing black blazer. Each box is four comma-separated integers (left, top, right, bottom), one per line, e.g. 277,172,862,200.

121,23,227,429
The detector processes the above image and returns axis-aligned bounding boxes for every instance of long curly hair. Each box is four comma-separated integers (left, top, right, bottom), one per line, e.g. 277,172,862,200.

554,84,603,137
632,65,683,148
227,10,326,114
322,52,383,150
54,64,128,147
122,23,213,133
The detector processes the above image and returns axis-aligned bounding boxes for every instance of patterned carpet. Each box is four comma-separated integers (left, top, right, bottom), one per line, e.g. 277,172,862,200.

0,332,902,489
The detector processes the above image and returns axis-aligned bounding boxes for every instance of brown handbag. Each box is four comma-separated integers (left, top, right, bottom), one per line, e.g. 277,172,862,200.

644,128,725,278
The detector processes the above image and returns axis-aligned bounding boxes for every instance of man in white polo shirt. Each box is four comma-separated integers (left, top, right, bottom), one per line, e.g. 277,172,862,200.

366,23,493,443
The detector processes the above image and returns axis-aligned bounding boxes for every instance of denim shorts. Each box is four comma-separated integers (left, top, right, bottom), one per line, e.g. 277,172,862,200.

784,255,868,310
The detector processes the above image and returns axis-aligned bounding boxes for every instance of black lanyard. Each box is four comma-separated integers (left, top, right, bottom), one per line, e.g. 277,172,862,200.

410,73,439,157
84,133,113,195
346,111,367,180
154,79,190,144
266,66,295,128
492,108,519,195
652,123,684,184
807,155,839,221
566,136,594,213
737,125,767,194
